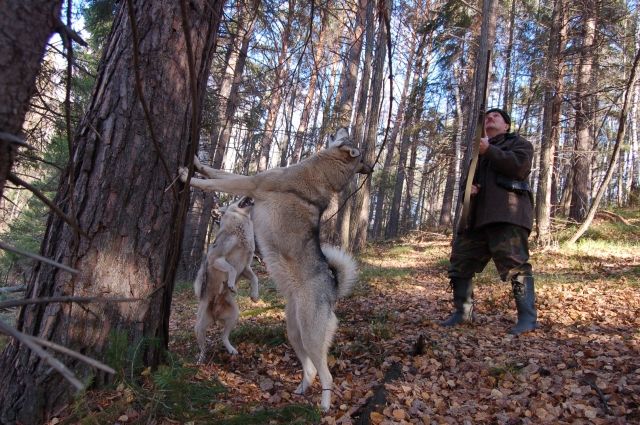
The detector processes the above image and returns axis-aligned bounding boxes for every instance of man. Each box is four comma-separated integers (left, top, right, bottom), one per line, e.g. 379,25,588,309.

442,108,537,335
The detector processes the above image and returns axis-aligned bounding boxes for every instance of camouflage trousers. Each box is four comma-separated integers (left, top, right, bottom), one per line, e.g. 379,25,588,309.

448,223,532,282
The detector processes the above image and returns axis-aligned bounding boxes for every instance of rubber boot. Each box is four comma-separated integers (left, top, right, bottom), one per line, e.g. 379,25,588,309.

440,278,474,327
509,275,537,335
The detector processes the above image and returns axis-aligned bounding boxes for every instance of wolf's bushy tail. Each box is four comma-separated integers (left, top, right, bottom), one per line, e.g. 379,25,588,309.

321,244,358,298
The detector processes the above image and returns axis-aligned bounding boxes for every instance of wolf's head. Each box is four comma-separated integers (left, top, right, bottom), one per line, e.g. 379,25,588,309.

327,128,373,175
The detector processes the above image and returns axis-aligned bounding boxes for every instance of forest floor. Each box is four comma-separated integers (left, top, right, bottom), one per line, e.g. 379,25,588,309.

6,210,639,424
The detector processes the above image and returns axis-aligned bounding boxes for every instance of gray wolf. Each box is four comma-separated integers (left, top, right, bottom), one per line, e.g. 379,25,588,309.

179,128,372,411
193,196,259,363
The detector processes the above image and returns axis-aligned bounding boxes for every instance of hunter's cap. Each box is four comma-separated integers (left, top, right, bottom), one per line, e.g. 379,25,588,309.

486,108,511,128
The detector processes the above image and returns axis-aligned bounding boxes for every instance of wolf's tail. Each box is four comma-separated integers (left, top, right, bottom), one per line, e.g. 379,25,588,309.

321,244,358,298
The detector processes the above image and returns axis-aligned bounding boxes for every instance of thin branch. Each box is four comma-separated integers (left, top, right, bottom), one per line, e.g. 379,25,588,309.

0,285,26,294
23,332,116,374
0,132,33,149
0,320,84,390
0,295,140,310
0,241,79,275
7,173,88,239
55,16,88,47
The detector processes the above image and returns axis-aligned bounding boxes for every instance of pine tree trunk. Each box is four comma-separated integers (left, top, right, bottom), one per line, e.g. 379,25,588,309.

292,8,331,163
535,0,566,245
371,32,418,237
501,0,516,111
0,1,222,422
385,32,429,239
350,0,389,252
0,1,63,199
258,0,295,171
569,1,597,221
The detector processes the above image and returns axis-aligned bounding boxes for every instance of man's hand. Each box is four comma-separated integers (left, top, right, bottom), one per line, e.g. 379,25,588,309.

471,184,480,196
479,137,490,155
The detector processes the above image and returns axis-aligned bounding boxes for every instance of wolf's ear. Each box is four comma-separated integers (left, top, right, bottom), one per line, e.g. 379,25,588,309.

341,146,361,157
328,127,350,147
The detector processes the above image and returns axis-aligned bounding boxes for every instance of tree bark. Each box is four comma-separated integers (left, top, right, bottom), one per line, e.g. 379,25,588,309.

371,31,418,238
535,0,566,246
569,47,640,243
569,0,597,221
292,7,331,164
350,0,390,252
0,0,222,422
0,1,63,200
257,0,296,171
385,31,428,239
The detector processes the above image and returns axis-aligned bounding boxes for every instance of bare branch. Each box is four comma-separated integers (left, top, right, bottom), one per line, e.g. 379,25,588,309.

7,173,89,239
0,295,141,310
0,285,26,294
0,241,79,275
55,17,88,48
23,333,116,374
0,132,33,149
0,320,84,390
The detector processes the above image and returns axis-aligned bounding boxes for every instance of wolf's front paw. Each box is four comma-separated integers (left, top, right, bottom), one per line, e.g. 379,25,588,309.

178,166,189,182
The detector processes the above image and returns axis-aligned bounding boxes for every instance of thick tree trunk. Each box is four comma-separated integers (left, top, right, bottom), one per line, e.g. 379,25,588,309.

0,1,63,199
569,1,597,221
0,1,222,422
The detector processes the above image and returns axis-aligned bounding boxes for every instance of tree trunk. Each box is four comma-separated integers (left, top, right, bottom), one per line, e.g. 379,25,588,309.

569,47,640,243
0,1,222,422
331,0,367,130
569,0,597,221
385,31,429,239
453,0,497,229
350,0,390,252
257,0,295,171
535,0,566,246
0,1,63,199
371,31,418,238
292,8,331,164
501,0,517,111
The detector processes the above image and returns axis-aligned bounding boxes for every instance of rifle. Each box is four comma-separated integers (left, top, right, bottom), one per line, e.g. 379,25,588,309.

457,49,492,234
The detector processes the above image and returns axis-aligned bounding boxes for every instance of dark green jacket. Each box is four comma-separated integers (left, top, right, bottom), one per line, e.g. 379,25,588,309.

472,132,534,231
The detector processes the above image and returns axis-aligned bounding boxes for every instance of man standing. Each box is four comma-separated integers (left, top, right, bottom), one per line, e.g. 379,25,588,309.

441,108,537,335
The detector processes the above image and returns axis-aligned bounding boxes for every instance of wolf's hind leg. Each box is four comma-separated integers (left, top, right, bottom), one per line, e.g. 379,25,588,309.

243,266,259,302
286,302,317,394
301,308,338,412
220,300,239,355
195,301,214,364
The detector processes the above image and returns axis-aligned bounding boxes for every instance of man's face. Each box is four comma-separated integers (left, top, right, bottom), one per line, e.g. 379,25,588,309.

485,111,509,136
